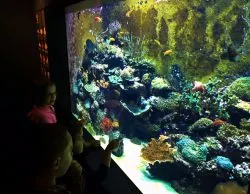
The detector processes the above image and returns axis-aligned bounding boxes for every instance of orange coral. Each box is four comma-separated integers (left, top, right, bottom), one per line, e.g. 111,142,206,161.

141,136,176,165
97,80,109,88
212,119,226,127
100,117,113,133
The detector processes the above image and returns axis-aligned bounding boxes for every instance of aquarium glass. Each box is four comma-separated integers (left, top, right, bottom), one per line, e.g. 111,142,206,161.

65,0,250,193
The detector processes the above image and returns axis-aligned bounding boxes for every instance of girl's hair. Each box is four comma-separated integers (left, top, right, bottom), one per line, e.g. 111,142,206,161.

32,78,55,105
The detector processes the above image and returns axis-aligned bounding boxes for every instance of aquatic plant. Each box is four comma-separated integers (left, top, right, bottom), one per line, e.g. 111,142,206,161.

215,156,234,171
204,137,223,153
177,138,208,164
179,78,239,120
227,77,250,101
189,118,213,134
141,135,176,165
100,117,113,133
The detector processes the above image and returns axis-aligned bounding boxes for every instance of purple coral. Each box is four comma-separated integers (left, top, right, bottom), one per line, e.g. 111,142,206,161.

108,20,121,34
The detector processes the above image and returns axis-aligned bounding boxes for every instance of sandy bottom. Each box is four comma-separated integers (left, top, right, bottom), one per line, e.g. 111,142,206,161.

94,135,178,194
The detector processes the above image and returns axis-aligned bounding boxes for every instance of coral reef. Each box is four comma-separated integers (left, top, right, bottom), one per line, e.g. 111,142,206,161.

141,135,176,165
179,78,239,120
100,117,113,133
228,77,250,101
215,156,234,171
151,77,171,97
233,162,250,184
177,138,208,164
216,123,249,142
189,118,213,134
240,118,250,132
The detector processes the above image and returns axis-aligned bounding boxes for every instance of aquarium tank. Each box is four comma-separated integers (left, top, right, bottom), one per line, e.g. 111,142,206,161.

65,0,250,193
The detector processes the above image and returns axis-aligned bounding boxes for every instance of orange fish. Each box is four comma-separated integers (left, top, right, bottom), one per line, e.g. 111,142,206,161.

94,16,102,23
163,49,172,56
126,10,134,17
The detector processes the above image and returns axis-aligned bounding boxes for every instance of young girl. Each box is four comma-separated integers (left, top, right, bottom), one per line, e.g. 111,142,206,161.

27,78,57,124
27,78,100,148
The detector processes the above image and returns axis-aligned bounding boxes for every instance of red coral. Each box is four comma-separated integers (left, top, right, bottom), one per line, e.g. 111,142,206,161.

212,119,226,127
100,117,113,133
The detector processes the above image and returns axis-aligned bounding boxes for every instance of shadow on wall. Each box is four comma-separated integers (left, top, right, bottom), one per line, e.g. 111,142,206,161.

1,0,40,116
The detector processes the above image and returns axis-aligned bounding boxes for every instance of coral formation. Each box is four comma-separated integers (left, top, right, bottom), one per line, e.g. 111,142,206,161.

141,135,176,165
100,117,113,133
189,118,213,133
177,138,208,164
216,123,249,142
233,162,250,184
228,77,250,101
215,156,234,171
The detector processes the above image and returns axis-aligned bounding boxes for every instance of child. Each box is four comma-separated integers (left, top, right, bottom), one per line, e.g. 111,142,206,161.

27,78,57,124
17,123,120,194
27,77,100,148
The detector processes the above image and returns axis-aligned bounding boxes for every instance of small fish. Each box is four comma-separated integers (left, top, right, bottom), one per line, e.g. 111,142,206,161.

109,37,115,42
154,39,162,47
94,16,102,23
163,49,173,56
126,10,134,17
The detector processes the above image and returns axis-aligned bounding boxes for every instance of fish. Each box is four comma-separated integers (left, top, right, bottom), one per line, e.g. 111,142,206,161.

163,49,173,56
109,37,115,42
126,10,134,17
94,16,102,23
154,39,162,47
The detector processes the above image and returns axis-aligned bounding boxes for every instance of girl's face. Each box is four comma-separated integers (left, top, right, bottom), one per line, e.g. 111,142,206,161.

44,84,57,106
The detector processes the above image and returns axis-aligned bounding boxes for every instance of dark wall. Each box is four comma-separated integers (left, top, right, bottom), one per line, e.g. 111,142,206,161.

1,0,40,117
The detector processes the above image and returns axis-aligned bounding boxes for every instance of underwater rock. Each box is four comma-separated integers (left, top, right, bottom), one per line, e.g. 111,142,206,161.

130,137,142,145
147,151,194,181
189,118,213,134
120,66,135,80
130,60,155,75
151,77,171,97
120,97,151,117
235,100,250,113
127,82,147,98
233,162,250,184
216,156,234,171
177,138,208,164
228,77,250,102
